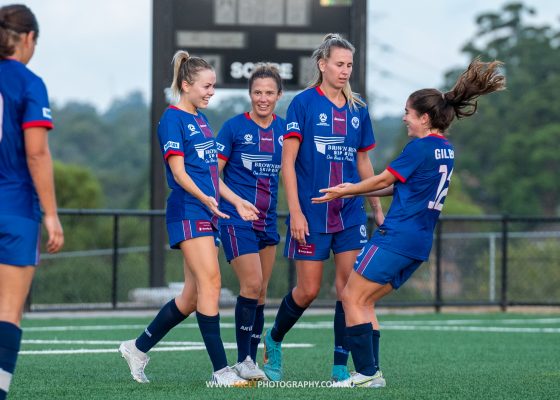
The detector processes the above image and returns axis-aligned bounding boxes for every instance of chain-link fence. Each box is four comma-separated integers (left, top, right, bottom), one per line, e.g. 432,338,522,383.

28,211,560,311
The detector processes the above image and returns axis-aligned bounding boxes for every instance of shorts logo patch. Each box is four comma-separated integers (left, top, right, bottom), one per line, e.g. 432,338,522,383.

360,225,367,237
297,243,316,256
196,220,213,232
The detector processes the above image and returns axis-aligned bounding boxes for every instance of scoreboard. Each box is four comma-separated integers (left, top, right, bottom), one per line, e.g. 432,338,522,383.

149,0,367,285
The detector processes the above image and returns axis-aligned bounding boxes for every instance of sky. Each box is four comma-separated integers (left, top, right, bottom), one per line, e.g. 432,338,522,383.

8,0,559,118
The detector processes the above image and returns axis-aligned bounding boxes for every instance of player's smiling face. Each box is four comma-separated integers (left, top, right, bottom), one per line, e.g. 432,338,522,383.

249,77,282,121
319,47,353,90
183,68,216,110
403,100,428,138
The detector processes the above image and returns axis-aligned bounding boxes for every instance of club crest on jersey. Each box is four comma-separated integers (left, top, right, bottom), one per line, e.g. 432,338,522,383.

243,134,255,144
351,117,360,129
42,107,52,119
287,122,300,131
164,141,180,151
360,224,368,243
360,225,367,237
316,113,330,126
278,135,284,147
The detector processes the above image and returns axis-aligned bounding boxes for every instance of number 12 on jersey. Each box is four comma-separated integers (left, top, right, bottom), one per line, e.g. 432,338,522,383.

428,164,453,211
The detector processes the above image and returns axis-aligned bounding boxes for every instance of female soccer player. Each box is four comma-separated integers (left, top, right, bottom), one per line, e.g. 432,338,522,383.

313,58,506,388
119,50,255,387
0,5,64,400
262,33,384,382
216,64,284,381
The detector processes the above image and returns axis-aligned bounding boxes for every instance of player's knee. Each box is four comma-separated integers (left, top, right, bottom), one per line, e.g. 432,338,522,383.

340,286,354,306
240,279,262,299
297,285,320,305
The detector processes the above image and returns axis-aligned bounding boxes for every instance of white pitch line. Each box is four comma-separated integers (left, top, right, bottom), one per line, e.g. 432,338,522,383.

24,318,560,333
19,343,313,356
382,318,560,326
22,340,203,345
24,322,334,332
382,325,560,333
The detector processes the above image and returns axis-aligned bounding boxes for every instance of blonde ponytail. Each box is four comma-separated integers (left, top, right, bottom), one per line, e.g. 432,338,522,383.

169,50,213,104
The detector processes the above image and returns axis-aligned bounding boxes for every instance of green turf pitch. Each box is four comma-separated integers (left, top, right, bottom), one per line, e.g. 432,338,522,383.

11,313,560,400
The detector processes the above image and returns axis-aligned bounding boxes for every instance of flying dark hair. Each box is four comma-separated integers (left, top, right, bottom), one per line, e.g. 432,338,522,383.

408,58,506,133
0,4,39,58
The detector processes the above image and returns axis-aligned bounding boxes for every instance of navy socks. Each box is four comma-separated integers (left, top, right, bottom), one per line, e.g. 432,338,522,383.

346,323,377,376
372,329,381,372
0,321,22,400
250,304,265,361
196,312,228,371
235,295,258,362
270,291,307,342
135,299,188,353
333,301,350,366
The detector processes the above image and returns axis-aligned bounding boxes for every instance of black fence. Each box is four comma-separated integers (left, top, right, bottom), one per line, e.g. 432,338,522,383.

28,210,560,312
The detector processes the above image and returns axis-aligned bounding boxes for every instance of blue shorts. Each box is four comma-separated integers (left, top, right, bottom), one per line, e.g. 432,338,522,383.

167,219,220,249
284,224,368,261
0,215,41,266
354,243,423,289
220,225,280,263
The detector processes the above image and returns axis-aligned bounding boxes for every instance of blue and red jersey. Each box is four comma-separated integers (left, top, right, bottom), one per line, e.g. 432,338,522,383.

372,134,455,260
0,59,54,221
157,106,219,224
285,86,375,233
216,112,284,232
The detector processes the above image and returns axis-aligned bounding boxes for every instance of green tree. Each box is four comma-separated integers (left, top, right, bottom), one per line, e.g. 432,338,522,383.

443,2,560,215
54,161,104,208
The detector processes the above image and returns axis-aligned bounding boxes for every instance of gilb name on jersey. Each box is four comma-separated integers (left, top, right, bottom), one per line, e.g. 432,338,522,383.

434,148,454,160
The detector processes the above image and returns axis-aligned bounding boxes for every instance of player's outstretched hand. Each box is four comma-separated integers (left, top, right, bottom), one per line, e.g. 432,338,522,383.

44,213,64,253
312,183,354,204
203,195,230,219
236,199,260,221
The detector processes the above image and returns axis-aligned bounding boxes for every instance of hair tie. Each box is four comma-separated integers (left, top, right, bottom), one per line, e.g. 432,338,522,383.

0,20,6,29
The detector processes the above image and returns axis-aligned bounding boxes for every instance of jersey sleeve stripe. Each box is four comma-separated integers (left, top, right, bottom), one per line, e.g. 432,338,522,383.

358,143,376,152
387,166,406,183
22,120,54,130
284,132,302,142
218,153,229,161
164,150,184,160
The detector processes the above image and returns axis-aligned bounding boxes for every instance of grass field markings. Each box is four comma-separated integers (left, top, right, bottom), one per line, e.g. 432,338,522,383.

24,321,333,332
23,317,560,333
19,343,314,356
383,325,560,333
382,318,560,326
22,340,205,345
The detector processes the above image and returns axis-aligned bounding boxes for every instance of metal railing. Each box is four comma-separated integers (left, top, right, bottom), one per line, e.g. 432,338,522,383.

28,210,560,312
